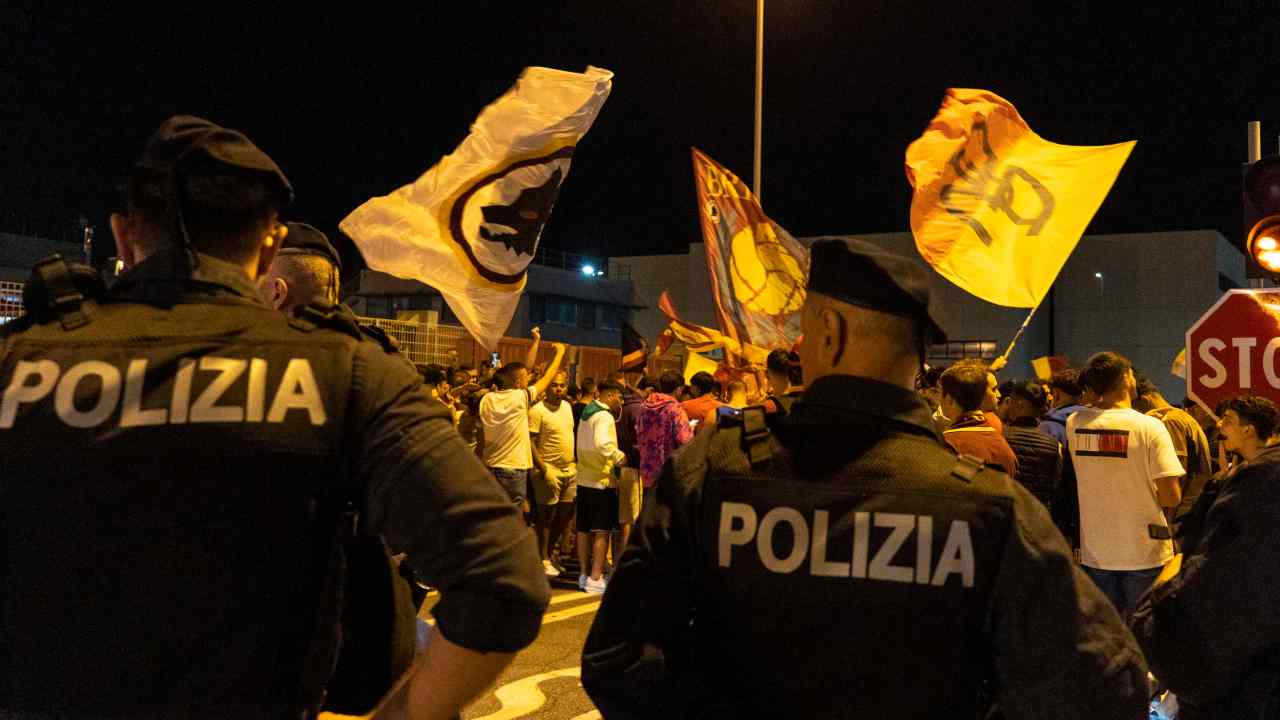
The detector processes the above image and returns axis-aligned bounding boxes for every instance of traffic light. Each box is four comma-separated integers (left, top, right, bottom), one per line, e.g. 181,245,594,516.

1243,155,1280,277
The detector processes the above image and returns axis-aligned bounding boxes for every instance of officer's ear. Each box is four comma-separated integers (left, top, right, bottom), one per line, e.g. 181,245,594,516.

819,306,847,369
110,212,142,270
269,277,289,310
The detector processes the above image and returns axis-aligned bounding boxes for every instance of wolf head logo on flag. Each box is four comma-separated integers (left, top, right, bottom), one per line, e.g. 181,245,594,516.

341,66,612,349
452,145,575,280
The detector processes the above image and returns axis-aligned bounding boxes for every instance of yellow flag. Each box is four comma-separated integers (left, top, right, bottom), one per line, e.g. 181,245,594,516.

906,89,1134,307
683,352,721,384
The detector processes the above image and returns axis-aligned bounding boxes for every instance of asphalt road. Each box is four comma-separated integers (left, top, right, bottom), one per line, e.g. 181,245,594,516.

422,574,604,720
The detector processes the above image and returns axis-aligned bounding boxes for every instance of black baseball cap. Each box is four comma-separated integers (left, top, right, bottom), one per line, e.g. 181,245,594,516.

134,115,293,206
280,222,342,273
806,237,947,343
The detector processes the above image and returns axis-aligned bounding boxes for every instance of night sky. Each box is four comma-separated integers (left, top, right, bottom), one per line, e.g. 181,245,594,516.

6,2,1280,273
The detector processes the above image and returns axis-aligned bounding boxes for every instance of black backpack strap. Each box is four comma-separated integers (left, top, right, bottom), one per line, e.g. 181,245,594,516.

30,255,90,330
950,454,985,483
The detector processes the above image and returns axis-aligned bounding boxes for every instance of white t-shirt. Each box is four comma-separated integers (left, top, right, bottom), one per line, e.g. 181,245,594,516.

1067,407,1185,570
480,386,540,470
529,400,576,477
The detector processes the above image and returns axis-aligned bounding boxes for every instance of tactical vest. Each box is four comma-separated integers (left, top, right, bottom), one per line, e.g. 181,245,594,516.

1005,425,1062,511
688,408,1014,718
0,257,373,717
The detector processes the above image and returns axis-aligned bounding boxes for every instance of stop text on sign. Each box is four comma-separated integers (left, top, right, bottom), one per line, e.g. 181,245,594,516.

1196,337,1280,389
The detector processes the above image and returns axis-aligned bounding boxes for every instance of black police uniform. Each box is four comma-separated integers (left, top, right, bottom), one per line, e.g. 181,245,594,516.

0,116,548,718
581,238,1148,719
1133,445,1280,719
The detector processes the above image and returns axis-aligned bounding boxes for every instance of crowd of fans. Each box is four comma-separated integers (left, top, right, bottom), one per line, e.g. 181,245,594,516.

411,335,1269,637
920,349,1273,627
404,342,803,594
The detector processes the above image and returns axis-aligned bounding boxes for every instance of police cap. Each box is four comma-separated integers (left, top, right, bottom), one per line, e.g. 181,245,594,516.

806,237,947,343
135,115,294,206
280,222,342,273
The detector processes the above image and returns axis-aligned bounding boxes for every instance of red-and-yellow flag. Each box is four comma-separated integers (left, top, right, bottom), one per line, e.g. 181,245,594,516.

906,89,1134,308
658,291,769,366
691,149,808,357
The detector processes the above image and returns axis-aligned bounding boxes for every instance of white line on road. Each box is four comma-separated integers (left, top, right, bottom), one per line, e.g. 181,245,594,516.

421,596,599,628
469,666,581,720
542,599,601,625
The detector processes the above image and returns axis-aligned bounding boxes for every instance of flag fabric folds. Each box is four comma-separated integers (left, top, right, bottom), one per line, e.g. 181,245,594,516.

691,149,808,357
340,66,614,349
620,322,648,371
658,292,770,366
1031,355,1071,381
906,88,1135,308
1171,349,1187,379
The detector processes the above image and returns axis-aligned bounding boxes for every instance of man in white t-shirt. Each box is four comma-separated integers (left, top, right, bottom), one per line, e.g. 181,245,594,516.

481,328,567,510
530,370,577,576
1068,351,1184,621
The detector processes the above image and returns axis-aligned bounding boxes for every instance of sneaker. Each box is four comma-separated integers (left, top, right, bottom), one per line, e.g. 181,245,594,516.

584,576,608,595
542,559,562,577
578,574,588,591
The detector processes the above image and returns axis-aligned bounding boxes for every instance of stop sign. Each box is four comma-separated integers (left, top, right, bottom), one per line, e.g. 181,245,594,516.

1186,289,1280,416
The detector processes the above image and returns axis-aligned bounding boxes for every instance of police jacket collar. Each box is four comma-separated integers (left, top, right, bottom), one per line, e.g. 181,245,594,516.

110,248,268,306
790,375,940,440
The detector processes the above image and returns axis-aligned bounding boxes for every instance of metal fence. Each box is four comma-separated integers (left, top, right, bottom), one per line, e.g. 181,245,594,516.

0,281,24,325
356,317,476,367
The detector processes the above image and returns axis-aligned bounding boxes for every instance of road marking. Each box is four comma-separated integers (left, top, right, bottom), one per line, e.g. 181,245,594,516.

420,592,600,627
549,591,595,606
542,598,601,624
469,666,581,720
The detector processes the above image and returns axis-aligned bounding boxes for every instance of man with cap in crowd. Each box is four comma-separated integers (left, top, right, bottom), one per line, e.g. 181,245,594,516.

0,115,548,719
581,237,1147,719
1002,380,1063,515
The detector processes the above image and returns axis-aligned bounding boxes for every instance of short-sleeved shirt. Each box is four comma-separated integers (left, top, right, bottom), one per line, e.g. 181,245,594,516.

481,386,539,470
529,400,576,478
1147,405,1213,503
1067,407,1185,570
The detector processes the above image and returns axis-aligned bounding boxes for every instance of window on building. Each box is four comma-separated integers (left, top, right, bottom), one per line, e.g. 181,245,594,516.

599,305,623,331
928,340,997,365
578,301,596,329
530,295,546,324
544,297,578,326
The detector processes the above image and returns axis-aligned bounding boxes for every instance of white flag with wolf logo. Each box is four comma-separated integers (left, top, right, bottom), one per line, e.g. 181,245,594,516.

341,66,613,349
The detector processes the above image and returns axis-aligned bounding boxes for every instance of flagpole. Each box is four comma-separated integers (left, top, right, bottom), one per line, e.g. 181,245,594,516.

753,0,763,200
998,303,1042,367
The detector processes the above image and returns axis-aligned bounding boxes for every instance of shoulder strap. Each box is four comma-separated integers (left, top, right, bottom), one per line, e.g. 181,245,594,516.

28,255,92,330
739,405,772,469
950,454,985,483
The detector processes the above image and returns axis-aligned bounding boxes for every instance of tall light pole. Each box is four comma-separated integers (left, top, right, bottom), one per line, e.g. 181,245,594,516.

753,0,764,201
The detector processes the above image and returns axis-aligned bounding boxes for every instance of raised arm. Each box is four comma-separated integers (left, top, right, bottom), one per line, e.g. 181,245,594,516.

532,342,567,401
524,326,542,369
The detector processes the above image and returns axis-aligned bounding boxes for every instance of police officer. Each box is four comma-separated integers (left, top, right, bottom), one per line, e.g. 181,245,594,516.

581,238,1148,718
258,221,343,313
1132,395,1280,719
0,116,549,718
